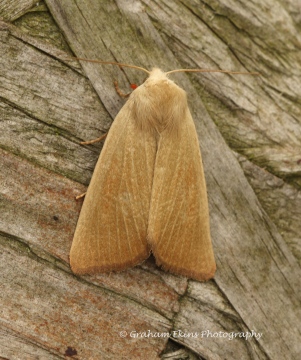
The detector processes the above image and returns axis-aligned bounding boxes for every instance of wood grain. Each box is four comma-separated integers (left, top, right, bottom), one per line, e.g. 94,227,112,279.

1,0,300,358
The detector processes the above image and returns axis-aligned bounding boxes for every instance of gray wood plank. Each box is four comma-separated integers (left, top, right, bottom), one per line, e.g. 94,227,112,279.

44,0,301,358
1,0,300,358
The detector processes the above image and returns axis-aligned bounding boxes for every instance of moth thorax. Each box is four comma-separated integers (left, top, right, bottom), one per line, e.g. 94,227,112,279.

133,80,187,135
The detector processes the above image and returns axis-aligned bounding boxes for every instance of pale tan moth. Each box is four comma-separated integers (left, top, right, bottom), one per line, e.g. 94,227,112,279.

70,60,258,281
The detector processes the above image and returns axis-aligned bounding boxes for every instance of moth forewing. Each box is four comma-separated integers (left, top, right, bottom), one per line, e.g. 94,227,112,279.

70,93,156,274
145,72,216,280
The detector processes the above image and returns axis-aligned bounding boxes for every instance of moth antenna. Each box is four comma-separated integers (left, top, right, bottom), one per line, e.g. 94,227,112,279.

67,57,150,75
166,68,260,76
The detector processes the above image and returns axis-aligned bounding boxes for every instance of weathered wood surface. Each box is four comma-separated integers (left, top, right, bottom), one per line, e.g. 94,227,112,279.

0,0,37,21
0,0,300,359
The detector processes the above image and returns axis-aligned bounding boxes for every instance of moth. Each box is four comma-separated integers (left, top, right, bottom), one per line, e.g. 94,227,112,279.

70,61,257,281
